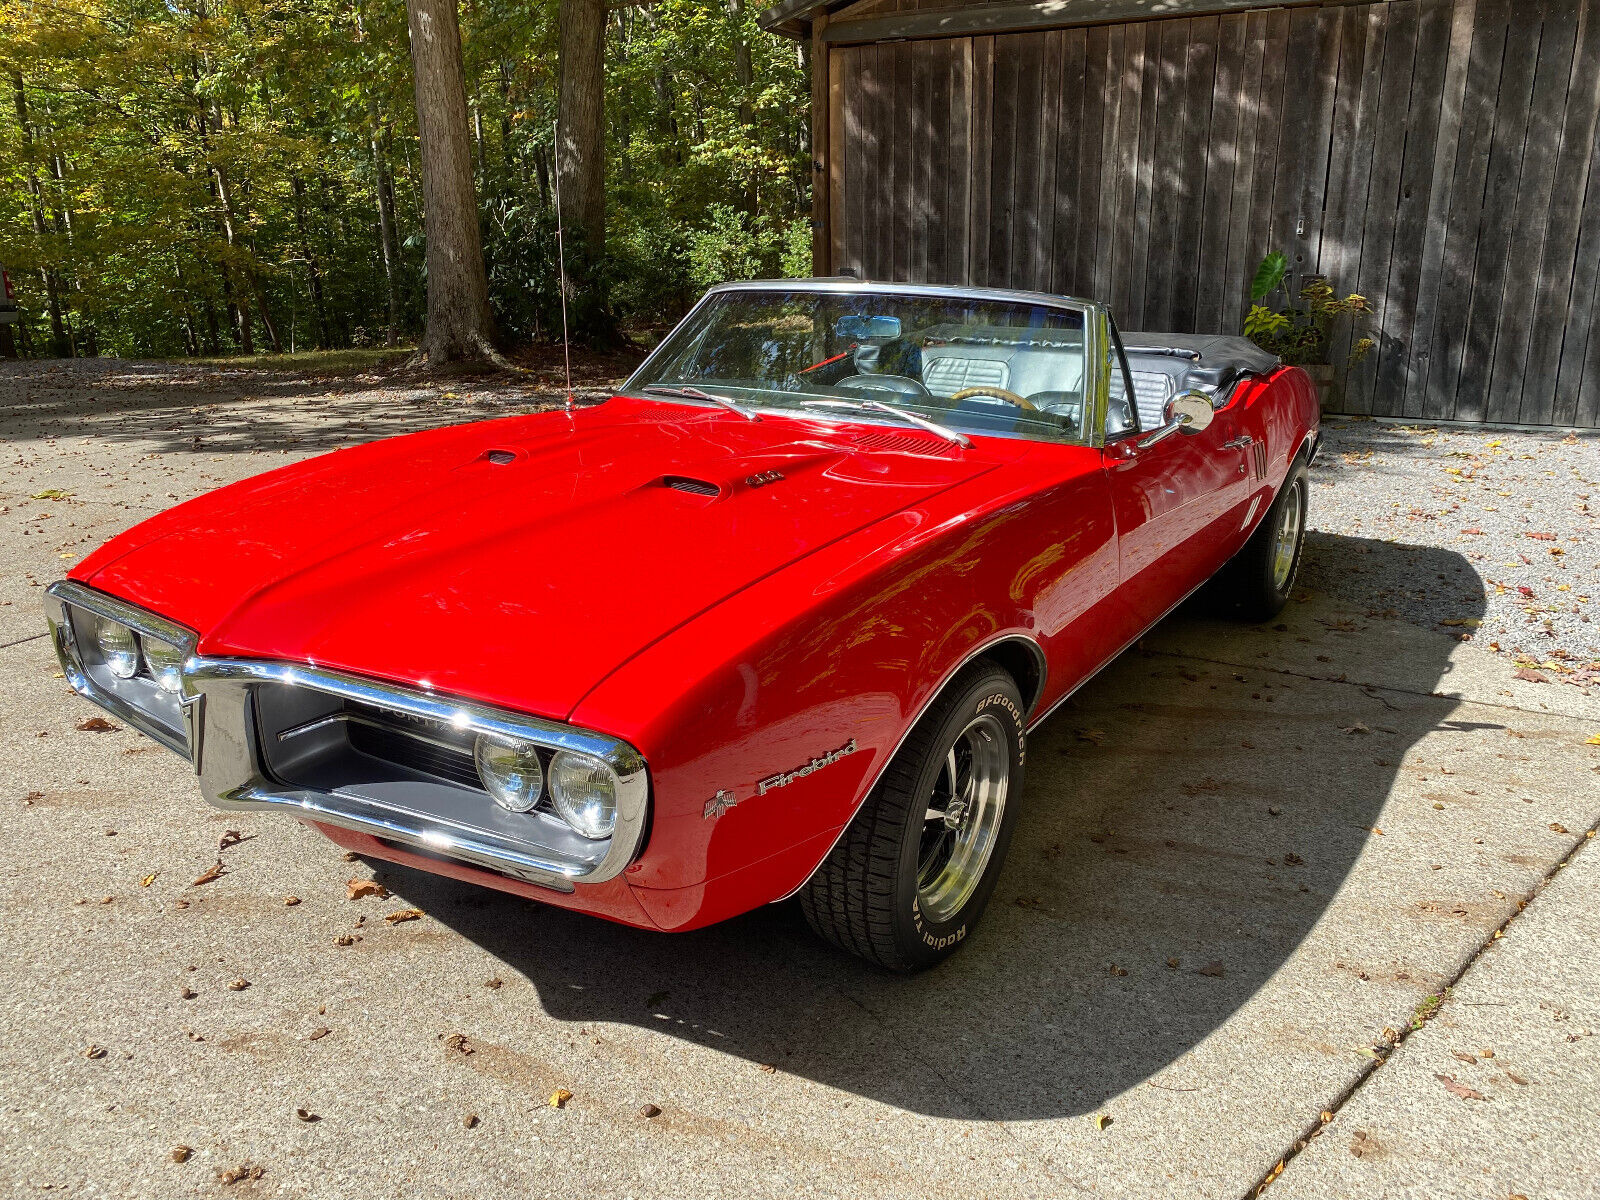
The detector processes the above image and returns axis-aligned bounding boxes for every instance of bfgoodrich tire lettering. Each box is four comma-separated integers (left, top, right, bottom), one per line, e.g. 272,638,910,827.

800,663,1026,972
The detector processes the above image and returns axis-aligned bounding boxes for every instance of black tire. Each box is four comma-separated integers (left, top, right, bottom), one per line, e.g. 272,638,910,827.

800,663,1026,972
1221,454,1309,622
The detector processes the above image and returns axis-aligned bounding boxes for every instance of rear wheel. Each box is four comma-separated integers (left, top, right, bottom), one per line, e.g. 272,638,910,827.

1222,455,1309,622
800,664,1025,972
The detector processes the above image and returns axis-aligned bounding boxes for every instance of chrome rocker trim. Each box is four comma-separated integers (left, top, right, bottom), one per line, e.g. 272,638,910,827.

45,581,649,893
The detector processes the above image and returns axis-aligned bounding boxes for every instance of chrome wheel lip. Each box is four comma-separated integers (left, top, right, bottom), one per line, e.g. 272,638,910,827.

1271,479,1304,592
916,711,1010,925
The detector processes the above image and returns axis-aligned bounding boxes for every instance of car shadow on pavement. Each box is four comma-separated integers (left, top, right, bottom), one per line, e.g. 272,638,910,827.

373,532,1486,1120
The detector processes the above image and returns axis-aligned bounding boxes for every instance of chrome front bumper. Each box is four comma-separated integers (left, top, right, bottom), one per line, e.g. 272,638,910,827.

45,581,649,893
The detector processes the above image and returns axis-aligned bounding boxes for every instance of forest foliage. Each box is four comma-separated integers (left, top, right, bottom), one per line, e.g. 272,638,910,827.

0,0,812,358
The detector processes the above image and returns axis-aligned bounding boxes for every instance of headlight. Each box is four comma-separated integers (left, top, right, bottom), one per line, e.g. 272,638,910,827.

96,617,139,679
548,750,617,840
142,638,186,693
474,734,544,812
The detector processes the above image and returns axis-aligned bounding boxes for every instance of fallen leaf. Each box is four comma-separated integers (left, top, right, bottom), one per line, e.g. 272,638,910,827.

332,934,355,947
295,1107,319,1122
1527,532,1556,541
443,1033,474,1055
346,878,388,900
1341,723,1371,735
1439,618,1482,627
1514,668,1550,684
1284,852,1305,866
1349,1129,1379,1158
758,1062,777,1073
1092,1113,1112,1131
550,1089,573,1108
1435,1073,1487,1101
1450,1051,1478,1065
139,873,158,888
284,896,300,906
218,1164,265,1185
76,717,119,732
308,1027,330,1041
1109,964,1128,977
227,978,250,991
1505,1070,1528,1085
1550,823,1570,834
639,1103,662,1118
191,860,224,887
464,1112,480,1128
1586,733,1600,746
170,1146,192,1163
485,978,504,990
83,1044,106,1059
218,830,245,850
384,907,423,924
1166,958,1180,969
1195,961,1225,977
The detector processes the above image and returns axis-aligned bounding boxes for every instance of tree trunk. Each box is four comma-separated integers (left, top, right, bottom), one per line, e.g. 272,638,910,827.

730,0,757,215
12,74,70,357
404,0,500,366
290,175,331,349
371,129,400,347
557,0,606,252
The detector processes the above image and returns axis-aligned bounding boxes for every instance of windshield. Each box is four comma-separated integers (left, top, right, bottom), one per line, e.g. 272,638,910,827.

625,288,1090,445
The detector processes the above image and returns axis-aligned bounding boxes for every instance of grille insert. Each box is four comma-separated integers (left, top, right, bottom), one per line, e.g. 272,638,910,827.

662,475,720,496
347,715,481,789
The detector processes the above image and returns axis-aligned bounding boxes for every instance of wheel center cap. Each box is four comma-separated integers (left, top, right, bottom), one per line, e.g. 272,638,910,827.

943,798,967,830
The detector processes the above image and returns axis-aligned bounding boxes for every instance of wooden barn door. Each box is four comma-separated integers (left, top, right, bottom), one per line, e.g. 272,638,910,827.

827,0,1600,428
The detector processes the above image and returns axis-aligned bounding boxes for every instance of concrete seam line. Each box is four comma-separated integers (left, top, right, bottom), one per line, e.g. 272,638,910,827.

1141,647,1594,722
1237,819,1600,1199
0,631,47,651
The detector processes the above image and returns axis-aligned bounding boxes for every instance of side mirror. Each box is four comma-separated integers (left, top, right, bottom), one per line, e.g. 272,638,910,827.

1137,390,1214,448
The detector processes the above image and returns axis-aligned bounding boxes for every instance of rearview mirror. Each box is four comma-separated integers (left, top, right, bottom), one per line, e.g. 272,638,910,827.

835,315,902,342
1137,390,1214,449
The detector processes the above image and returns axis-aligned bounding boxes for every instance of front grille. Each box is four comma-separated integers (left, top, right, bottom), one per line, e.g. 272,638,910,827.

347,712,481,789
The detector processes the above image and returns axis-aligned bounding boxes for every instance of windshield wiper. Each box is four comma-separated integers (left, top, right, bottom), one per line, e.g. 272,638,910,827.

642,384,761,422
800,397,973,449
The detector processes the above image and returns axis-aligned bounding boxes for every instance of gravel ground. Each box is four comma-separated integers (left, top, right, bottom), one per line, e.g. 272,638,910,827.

1304,419,1600,690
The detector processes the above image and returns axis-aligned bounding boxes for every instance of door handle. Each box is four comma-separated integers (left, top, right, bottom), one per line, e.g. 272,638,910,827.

1223,435,1254,450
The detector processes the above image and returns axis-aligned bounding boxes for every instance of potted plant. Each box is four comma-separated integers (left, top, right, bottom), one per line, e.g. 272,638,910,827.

1243,252,1374,405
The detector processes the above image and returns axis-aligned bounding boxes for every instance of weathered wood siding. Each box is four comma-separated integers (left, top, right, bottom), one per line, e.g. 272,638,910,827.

826,0,1600,427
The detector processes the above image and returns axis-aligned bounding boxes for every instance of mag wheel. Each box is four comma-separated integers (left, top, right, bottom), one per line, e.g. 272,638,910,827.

1223,456,1309,622
800,664,1026,972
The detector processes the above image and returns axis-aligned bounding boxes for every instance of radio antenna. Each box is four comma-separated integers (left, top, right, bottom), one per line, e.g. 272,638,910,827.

551,120,575,413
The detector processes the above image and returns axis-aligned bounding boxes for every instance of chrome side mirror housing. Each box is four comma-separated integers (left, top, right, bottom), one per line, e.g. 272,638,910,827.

1137,390,1215,448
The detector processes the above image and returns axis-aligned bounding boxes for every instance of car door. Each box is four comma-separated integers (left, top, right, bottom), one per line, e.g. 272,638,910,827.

1100,324,1250,627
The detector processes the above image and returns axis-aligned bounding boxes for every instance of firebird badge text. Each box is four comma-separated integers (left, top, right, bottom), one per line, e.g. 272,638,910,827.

756,739,858,796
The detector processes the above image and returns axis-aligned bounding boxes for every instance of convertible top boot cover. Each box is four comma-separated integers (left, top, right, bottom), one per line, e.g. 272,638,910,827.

1121,333,1281,393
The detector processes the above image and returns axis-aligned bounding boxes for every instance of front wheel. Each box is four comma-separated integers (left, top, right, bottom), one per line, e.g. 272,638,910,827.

800,664,1026,972
1222,455,1309,622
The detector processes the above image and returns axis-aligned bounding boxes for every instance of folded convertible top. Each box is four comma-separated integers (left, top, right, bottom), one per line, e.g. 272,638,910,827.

1121,332,1281,393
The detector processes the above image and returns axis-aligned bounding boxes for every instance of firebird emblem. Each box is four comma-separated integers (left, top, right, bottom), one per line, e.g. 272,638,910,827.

704,789,738,820
756,738,858,796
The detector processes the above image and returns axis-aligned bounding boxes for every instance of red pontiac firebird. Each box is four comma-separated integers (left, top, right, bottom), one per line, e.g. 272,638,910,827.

47,280,1318,970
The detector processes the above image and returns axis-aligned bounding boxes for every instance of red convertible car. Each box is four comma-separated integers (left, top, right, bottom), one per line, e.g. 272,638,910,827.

47,280,1318,970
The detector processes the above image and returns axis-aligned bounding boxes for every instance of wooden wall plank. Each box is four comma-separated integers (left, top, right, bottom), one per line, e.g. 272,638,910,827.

1142,18,1190,330
1418,0,1499,420
1108,22,1144,319
891,42,914,280
968,35,995,285
1545,0,1600,426
1245,9,1291,315
1171,15,1219,333
1222,9,1269,331
1318,3,1378,369
1454,6,1540,422
945,38,973,285
1033,29,1065,293
1556,73,1600,425
1349,0,1416,417
1401,0,1477,417
1051,26,1088,294
1195,12,1246,332
1128,20,1164,324
1489,0,1578,422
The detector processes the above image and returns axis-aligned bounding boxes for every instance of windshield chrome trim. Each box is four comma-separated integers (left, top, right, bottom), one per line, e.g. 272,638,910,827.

622,279,1106,449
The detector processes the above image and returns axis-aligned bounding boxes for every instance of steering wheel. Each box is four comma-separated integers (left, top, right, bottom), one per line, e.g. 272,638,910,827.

949,385,1041,413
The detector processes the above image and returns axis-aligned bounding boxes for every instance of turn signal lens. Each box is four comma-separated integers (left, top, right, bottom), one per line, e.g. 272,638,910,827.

548,751,618,840
474,734,544,812
143,637,186,693
96,617,139,679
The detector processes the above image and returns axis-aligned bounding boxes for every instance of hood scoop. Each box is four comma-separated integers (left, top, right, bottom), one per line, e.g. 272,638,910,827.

660,474,721,497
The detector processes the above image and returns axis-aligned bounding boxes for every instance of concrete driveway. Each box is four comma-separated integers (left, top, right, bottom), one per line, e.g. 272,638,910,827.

2,360,1596,1198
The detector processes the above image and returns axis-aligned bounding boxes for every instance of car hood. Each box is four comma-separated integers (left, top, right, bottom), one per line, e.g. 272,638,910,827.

75,398,1005,720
